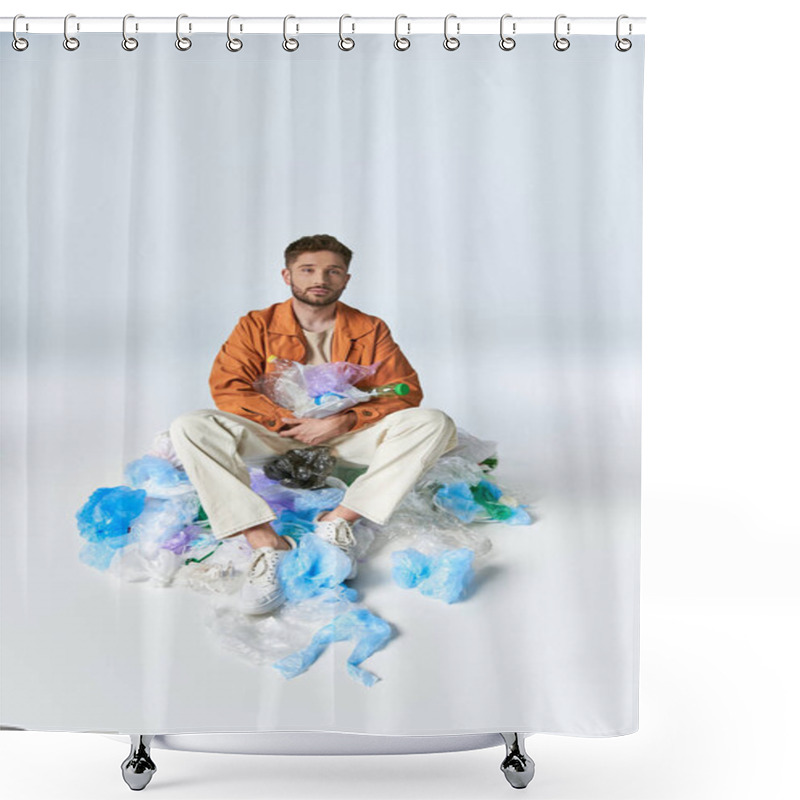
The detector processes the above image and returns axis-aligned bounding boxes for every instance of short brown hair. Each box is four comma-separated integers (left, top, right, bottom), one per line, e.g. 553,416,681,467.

284,234,353,269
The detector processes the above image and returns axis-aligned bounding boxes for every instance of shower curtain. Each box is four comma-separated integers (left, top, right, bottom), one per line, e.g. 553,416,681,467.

0,27,644,737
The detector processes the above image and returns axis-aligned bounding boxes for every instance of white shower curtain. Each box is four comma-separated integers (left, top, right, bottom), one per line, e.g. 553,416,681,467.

1,29,643,736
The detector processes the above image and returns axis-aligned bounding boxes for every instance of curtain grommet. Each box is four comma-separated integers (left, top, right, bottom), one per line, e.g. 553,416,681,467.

394,15,411,50
338,15,355,51
121,15,138,51
63,13,80,51
553,15,571,51
283,15,299,51
12,15,29,51
499,14,516,51
226,15,243,52
443,14,460,51
175,14,192,51
615,15,632,51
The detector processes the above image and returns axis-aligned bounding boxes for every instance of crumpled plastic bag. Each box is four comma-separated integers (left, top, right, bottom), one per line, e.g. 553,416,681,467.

278,533,358,603
76,486,148,570
160,523,214,555
254,358,380,419
146,430,184,469
129,493,201,551
263,446,337,489
272,608,394,687
391,547,476,603
124,454,194,498
108,543,187,587
433,479,532,525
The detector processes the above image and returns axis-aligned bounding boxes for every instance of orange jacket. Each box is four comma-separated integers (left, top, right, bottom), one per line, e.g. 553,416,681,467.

209,297,423,434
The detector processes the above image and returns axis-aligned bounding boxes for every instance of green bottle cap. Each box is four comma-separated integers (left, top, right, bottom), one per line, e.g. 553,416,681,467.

394,383,410,395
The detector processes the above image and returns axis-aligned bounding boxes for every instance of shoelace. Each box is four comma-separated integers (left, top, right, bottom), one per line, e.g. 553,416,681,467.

325,519,355,549
248,549,281,584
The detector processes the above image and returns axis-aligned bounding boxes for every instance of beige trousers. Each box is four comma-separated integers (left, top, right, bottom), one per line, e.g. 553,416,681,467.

168,407,459,539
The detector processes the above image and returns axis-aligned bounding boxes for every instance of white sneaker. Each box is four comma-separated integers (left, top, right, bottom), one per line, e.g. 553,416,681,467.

238,536,297,615
312,514,358,580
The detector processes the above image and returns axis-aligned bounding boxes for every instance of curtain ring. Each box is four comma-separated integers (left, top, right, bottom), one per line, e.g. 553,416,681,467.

12,15,29,51
553,14,571,51
63,13,80,51
615,15,632,51
499,14,516,51
443,14,460,51
338,14,355,51
394,14,411,50
175,14,192,50
122,14,138,51
283,15,299,51
226,15,243,51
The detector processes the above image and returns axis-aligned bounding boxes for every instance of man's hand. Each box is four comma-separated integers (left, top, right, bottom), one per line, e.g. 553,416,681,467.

278,411,357,446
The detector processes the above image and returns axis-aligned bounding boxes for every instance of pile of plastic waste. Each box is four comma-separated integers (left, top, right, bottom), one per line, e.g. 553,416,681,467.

75,361,535,686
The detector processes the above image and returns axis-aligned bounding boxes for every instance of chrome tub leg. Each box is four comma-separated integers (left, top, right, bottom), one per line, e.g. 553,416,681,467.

500,732,535,789
121,734,157,791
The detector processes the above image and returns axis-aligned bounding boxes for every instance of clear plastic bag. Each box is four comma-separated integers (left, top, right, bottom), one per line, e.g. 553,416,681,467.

253,357,410,419
254,358,379,418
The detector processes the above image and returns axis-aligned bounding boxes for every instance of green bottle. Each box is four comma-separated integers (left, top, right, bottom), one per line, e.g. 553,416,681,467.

370,382,410,397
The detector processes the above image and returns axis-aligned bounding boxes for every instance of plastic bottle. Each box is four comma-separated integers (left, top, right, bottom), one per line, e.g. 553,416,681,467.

370,382,410,397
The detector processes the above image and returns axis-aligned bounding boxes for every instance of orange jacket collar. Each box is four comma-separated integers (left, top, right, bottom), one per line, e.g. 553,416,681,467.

266,297,376,342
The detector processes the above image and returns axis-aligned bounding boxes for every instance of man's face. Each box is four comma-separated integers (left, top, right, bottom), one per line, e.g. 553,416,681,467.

282,250,350,307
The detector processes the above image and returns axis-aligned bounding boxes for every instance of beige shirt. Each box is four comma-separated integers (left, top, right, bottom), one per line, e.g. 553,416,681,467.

301,324,334,365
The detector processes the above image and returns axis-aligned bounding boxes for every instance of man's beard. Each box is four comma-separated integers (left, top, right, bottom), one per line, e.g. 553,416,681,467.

291,283,340,306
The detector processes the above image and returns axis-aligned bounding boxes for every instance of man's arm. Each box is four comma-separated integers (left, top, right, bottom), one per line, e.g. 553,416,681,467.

209,312,296,434
346,318,423,432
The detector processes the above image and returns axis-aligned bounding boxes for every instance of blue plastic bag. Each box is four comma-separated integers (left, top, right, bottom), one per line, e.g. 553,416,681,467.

272,608,393,686
76,485,148,571
278,533,357,603
391,547,475,603
124,455,192,497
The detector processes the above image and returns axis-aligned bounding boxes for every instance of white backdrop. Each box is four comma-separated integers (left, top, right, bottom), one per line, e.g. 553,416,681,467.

1,1,799,799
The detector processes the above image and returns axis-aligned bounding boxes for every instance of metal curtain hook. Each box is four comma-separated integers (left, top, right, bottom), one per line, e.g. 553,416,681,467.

176,13,192,50
339,14,355,50
12,14,29,51
122,14,138,51
63,13,80,51
499,14,516,51
443,14,460,51
394,14,410,50
553,14,571,51
283,15,299,51
226,15,243,51
615,14,632,51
